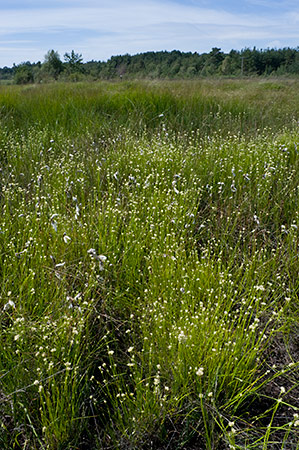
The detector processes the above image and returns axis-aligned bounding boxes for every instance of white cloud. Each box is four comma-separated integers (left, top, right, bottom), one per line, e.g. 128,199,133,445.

247,0,299,8
0,46,41,65
0,0,298,66
0,40,34,44
286,11,299,23
79,20,297,62
266,40,282,48
0,0,276,36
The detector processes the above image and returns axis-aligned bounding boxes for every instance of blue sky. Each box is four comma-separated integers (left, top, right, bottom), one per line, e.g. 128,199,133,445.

0,0,298,67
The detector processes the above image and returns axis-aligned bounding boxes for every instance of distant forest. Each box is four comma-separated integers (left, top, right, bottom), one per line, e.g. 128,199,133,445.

1,47,299,84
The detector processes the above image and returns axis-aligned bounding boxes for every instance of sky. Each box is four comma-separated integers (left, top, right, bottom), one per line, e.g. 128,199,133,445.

0,0,298,67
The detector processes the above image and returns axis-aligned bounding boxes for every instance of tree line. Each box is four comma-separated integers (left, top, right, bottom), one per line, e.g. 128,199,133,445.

1,47,299,84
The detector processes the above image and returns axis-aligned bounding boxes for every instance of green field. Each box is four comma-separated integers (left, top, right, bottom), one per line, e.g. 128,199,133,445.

0,79,298,449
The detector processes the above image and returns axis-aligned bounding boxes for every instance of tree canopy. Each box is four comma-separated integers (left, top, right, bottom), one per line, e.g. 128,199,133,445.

2,46,299,84
43,50,63,80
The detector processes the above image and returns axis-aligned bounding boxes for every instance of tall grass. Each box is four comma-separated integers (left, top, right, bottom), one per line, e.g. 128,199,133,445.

0,80,298,449
0,79,299,137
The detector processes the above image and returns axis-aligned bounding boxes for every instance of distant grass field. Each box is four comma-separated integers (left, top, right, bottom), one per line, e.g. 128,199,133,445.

1,78,299,137
0,79,298,450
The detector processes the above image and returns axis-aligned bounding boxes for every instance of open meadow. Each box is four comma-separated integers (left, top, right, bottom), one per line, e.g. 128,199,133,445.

0,79,298,449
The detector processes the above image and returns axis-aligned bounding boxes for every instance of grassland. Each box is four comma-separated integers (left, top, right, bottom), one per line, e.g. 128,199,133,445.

0,79,298,450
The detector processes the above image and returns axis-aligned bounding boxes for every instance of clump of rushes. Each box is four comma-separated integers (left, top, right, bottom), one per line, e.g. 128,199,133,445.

0,80,298,449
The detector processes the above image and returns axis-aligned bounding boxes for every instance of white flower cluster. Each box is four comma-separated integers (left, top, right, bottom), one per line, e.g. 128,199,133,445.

87,248,107,270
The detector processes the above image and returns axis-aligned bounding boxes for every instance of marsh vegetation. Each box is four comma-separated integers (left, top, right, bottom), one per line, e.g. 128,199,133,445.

0,79,298,449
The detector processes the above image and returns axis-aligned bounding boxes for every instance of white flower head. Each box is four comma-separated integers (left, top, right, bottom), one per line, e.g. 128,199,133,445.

172,180,179,194
178,330,187,343
3,299,16,311
255,285,265,291
51,221,57,232
253,214,260,225
75,204,80,220
196,367,204,377
63,234,71,244
55,262,65,268
87,249,107,269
